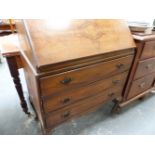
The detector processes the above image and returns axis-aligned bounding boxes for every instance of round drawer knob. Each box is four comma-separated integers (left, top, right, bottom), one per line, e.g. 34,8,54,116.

60,77,72,85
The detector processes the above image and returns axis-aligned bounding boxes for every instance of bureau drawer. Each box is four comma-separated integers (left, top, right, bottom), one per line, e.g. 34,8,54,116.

40,55,133,97
43,71,128,113
127,73,155,99
45,86,123,128
134,57,155,79
141,41,155,60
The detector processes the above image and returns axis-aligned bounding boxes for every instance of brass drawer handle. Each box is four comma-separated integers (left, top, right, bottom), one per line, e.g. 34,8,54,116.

108,92,115,97
116,63,124,69
62,98,71,104
139,82,146,89
62,111,70,118
60,77,72,85
112,80,121,85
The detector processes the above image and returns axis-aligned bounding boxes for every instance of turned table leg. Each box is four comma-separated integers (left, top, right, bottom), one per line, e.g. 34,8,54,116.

6,56,30,115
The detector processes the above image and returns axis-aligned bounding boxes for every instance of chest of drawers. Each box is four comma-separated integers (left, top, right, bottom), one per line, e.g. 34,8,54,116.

16,19,135,134
115,32,155,111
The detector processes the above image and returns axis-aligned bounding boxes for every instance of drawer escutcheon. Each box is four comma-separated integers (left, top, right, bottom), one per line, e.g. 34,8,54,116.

112,80,121,85
116,63,125,69
62,98,71,104
139,82,146,89
60,77,72,85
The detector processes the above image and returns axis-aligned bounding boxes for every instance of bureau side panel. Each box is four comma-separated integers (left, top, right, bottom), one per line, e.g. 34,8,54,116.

122,42,143,101
21,56,46,130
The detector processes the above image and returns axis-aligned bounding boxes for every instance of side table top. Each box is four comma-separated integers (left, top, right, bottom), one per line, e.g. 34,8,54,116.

0,34,20,57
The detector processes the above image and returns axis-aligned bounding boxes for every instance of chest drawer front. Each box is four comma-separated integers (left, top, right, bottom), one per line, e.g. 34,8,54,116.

43,71,128,113
127,73,155,99
134,57,155,79
141,41,155,60
40,55,133,97
45,86,123,128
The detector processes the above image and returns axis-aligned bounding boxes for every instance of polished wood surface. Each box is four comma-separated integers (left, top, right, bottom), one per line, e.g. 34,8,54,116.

46,85,123,129
0,34,19,57
127,73,155,99
40,54,133,97
43,71,128,114
0,35,23,69
134,57,155,79
16,19,135,72
140,40,155,59
16,19,135,133
21,55,45,127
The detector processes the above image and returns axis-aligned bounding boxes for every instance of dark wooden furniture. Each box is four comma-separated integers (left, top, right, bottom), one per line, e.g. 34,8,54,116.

15,19,135,134
115,32,155,110
0,35,30,115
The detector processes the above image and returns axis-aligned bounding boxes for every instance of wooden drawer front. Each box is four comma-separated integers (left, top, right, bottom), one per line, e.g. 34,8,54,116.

141,41,155,60
43,72,128,113
40,55,133,97
134,57,155,79
127,73,155,99
46,86,123,128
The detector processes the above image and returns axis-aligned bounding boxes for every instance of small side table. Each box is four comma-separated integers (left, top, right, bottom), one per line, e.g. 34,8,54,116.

0,35,30,115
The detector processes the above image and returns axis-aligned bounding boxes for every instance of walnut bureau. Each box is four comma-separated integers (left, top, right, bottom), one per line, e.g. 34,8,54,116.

115,32,155,111
15,19,135,134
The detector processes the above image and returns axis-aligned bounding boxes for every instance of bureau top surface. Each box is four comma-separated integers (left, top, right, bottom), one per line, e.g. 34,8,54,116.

16,19,135,72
